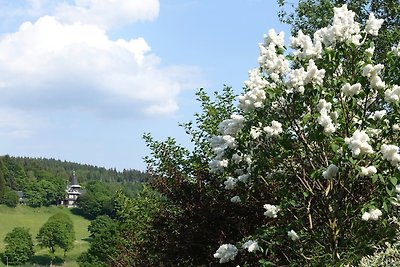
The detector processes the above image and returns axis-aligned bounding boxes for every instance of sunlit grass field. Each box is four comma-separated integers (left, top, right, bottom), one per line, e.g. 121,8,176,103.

0,205,90,267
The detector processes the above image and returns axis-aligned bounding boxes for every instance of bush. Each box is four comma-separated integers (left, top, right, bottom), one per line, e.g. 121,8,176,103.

145,4,400,266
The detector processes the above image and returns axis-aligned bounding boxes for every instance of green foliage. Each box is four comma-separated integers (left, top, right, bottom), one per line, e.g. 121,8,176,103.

141,88,270,266
358,218,400,266
23,177,66,207
143,86,237,179
75,181,116,219
36,212,75,256
79,187,170,266
78,218,120,266
0,164,6,203
3,227,34,265
2,189,19,208
87,215,113,238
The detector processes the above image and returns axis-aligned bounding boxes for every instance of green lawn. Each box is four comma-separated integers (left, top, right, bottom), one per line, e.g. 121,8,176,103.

0,205,90,267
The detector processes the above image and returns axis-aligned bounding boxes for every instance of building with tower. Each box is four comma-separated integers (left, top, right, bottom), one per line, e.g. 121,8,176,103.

62,171,81,208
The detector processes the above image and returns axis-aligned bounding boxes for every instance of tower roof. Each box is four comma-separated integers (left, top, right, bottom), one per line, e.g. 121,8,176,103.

70,170,79,185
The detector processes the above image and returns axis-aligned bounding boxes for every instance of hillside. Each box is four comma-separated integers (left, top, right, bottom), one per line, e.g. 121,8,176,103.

0,205,90,267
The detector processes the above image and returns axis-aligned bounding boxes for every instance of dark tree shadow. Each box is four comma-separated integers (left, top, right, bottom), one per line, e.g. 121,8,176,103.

82,237,92,242
30,254,64,266
70,207,85,217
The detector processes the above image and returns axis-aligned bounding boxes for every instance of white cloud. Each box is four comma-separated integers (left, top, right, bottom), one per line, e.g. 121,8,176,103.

55,0,160,29
0,15,203,119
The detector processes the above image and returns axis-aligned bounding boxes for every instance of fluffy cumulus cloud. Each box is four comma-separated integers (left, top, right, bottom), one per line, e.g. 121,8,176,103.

0,0,203,133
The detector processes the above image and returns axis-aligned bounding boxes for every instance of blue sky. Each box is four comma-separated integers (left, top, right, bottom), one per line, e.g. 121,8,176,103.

0,0,292,171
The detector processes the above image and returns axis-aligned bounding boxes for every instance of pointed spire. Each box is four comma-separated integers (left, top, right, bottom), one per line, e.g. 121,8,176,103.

71,170,78,185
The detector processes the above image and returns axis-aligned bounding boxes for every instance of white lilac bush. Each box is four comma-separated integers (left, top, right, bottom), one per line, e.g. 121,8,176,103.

211,4,400,266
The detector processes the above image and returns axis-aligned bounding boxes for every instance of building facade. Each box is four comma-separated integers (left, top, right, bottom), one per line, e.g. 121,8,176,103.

62,171,81,208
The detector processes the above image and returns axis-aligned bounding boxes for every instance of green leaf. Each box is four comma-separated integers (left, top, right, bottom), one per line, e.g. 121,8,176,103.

259,259,276,266
390,176,397,186
386,186,393,196
383,201,388,213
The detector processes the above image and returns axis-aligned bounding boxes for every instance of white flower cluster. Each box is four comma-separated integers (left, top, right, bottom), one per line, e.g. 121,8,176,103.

341,83,362,97
345,130,374,157
385,85,400,103
288,230,300,241
287,59,325,93
291,6,382,60
224,172,251,190
381,144,400,167
258,29,289,75
322,164,339,179
287,67,306,93
238,173,250,183
264,120,283,137
360,166,377,177
210,135,236,157
218,115,245,135
314,5,361,46
224,176,237,190
250,125,262,139
372,110,387,120
213,244,238,263
365,13,384,36
362,208,382,221
209,115,245,173
263,204,280,218
242,240,259,253
250,121,283,139
290,30,322,59
239,68,269,111
363,64,386,90
366,45,375,57
208,159,228,174
392,42,400,57
317,99,336,135
230,195,241,203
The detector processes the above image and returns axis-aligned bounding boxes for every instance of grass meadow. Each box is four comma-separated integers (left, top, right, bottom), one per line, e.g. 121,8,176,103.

0,205,90,267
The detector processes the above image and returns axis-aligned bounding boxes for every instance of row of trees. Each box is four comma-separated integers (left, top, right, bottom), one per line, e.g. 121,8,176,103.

3,213,75,265
78,0,400,266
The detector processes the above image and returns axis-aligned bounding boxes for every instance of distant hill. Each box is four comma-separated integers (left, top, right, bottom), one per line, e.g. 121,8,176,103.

0,155,149,190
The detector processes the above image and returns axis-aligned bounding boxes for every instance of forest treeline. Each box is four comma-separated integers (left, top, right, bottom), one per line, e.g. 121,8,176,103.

0,155,149,208
0,155,149,187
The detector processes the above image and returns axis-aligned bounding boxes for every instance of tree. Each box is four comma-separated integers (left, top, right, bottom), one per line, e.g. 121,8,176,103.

36,213,75,260
144,4,400,266
88,215,114,238
0,159,7,203
78,218,121,267
3,227,34,265
3,189,19,207
75,181,115,219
